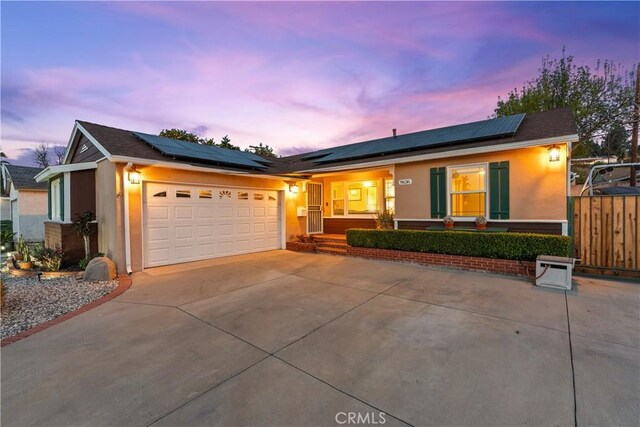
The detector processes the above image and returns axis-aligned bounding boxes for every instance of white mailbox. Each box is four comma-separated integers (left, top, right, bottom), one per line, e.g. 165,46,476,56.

535,256,575,290
297,207,307,217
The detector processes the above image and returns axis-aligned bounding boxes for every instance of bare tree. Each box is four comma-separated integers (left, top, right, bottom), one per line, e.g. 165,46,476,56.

33,142,50,168
53,146,66,165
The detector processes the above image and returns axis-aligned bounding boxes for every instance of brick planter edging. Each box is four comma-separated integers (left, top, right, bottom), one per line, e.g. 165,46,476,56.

346,246,536,278
1,274,133,347
286,242,318,253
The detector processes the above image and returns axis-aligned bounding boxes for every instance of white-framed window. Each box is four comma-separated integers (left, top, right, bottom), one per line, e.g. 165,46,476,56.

384,179,395,213
50,177,62,221
331,180,380,216
448,163,487,217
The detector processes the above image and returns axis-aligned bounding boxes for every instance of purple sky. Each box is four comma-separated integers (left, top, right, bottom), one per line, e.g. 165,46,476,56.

2,1,638,166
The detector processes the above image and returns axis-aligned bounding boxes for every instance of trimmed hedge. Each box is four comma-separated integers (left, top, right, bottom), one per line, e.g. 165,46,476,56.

345,229,571,261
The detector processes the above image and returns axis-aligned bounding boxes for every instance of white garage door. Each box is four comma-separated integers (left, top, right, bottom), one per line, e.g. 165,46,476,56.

143,182,281,268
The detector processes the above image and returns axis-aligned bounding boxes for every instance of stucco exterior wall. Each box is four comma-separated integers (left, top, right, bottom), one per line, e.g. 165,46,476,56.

96,160,122,271
394,144,568,220
13,190,48,241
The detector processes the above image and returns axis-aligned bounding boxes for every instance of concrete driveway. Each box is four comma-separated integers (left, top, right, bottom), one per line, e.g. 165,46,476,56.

2,251,638,426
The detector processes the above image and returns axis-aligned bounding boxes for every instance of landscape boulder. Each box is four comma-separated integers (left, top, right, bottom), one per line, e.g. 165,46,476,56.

83,257,117,281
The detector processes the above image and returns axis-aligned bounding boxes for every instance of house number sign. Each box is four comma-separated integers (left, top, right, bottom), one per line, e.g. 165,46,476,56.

398,179,412,185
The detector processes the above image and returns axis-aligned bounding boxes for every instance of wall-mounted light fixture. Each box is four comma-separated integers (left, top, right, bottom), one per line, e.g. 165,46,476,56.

548,145,561,162
288,182,299,193
128,167,141,184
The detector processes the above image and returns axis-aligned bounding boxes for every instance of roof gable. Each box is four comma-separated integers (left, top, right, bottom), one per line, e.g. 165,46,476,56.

4,165,48,190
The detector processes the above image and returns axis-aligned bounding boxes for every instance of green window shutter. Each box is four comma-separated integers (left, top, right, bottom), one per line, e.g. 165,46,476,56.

430,167,446,218
489,161,510,219
59,175,64,221
47,181,52,220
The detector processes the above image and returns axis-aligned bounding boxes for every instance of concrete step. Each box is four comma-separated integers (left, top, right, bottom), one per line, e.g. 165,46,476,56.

317,247,348,256
313,235,347,244
316,242,348,250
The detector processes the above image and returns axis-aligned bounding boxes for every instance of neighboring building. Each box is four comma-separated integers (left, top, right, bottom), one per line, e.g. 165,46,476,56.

1,164,48,242
35,108,577,273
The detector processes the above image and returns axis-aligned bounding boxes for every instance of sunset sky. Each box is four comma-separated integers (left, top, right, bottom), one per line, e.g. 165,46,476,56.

2,1,638,166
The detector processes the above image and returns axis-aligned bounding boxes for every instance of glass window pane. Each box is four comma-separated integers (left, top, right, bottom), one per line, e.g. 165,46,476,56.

451,166,485,192
331,182,344,215
176,189,191,198
348,181,378,214
450,193,485,217
199,190,212,199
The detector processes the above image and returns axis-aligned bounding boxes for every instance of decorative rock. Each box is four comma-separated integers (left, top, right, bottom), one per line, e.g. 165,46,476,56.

83,257,117,281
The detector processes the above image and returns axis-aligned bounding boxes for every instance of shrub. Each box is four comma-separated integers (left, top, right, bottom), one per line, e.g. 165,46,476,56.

345,229,571,261
79,252,105,270
33,246,64,271
374,210,395,229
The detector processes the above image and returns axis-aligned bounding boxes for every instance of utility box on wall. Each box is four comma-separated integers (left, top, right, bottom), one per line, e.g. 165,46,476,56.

535,255,574,290
297,207,307,217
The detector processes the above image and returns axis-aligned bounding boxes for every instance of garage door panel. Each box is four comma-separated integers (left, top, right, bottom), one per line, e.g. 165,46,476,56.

237,206,250,217
148,206,170,220
198,243,215,256
175,206,193,219
148,248,171,266
147,226,170,242
236,222,251,235
216,206,234,218
144,183,281,268
198,224,215,237
175,226,193,239
198,207,214,219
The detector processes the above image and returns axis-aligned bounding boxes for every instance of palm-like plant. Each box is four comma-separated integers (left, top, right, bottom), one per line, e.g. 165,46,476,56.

73,211,96,260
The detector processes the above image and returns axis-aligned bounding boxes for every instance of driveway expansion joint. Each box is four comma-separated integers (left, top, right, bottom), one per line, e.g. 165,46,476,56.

381,291,571,335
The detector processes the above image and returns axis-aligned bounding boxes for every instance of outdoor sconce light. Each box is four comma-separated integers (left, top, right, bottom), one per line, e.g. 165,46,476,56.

128,167,141,184
289,182,299,193
548,145,561,162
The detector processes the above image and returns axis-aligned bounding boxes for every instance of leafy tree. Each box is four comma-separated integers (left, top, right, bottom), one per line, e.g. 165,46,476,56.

158,129,240,150
246,143,278,158
159,128,201,143
218,135,240,150
493,49,636,156
34,142,50,168
601,121,630,161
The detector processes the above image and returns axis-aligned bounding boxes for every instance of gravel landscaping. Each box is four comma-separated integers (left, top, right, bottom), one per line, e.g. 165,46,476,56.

1,274,118,339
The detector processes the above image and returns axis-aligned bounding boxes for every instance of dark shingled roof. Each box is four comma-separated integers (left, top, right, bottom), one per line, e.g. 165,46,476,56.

5,165,48,190
75,108,577,175
76,121,291,173
281,108,578,172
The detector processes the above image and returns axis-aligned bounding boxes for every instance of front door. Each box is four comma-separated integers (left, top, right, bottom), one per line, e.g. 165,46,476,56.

307,182,323,234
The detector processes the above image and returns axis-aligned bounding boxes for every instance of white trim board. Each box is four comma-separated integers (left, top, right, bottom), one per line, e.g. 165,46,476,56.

35,162,97,182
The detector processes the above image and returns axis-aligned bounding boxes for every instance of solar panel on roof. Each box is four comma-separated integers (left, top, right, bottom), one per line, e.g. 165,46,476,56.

313,113,526,164
132,132,271,169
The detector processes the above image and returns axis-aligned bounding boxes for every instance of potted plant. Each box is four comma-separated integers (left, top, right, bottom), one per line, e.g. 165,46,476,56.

374,210,395,230
14,235,26,261
443,215,454,229
475,216,488,230
18,245,33,269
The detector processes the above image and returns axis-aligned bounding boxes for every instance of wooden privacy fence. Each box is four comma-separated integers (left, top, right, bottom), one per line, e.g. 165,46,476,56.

570,195,639,277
